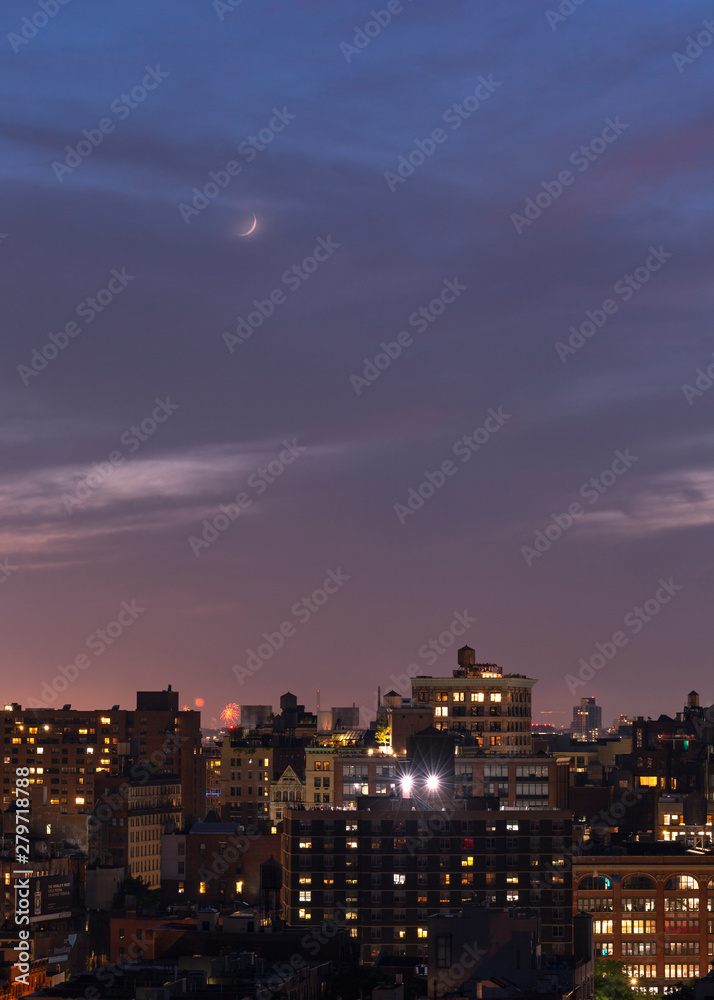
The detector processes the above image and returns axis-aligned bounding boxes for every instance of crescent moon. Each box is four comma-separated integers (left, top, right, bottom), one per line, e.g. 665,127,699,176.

239,214,257,237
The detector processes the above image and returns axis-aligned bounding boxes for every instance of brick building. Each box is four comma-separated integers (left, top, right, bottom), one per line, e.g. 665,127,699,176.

92,774,181,888
282,800,573,963
574,851,714,990
0,689,203,822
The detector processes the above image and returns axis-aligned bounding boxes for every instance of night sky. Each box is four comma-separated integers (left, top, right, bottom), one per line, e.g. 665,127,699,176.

3,0,713,728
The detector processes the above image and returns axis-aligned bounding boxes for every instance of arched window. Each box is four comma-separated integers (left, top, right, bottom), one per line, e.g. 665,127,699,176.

665,874,698,891
578,874,612,890
621,874,656,890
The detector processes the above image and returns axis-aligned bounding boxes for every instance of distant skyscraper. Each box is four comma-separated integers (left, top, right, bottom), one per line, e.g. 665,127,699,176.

572,696,602,740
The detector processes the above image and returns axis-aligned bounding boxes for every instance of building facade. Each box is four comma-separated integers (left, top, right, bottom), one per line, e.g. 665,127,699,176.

0,690,203,821
410,646,535,752
574,854,714,991
282,801,573,963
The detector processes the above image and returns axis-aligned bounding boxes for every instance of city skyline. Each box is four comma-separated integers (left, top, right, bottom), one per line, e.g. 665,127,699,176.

3,0,713,731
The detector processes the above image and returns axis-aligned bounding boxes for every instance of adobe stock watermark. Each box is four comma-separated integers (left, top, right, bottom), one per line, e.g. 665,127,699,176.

545,0,588,31
340,0,413,62
672,18,714,73
17,267,136,385
222,237,340,351
232,568,350,684
521,448,637,566
178,107,295,222
8,0,71,53
565,577,683,695
214,0,242,20
349,278,467,395
27,600,146,709
393,406,511,524
682,353,714,405
0,559,18,588
510,117,628,234
51,67,169,182
62,397,179,513
187,438,305,555
384,76,500,192
555,246,672,362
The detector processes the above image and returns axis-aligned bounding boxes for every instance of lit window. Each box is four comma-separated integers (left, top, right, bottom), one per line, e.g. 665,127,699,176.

462,856,474,867
299,909,311,919
471,693,484,702
453,693,464,702
299,877,312,884
100,717,111,724
435,707,448,717
36,747,43,754
418,927,428,939
199,882,206,894
394,874,405,885
639,776,657,787
299,841,312,849
490,692,502,702
75,796,85,805
235,881,243,894
299,891,311,902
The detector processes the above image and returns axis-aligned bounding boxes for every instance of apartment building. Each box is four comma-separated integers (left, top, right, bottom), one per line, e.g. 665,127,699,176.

220,736,305,824
0,689,203,821
410,646,535,752
92,774,181,888
282,800,573,963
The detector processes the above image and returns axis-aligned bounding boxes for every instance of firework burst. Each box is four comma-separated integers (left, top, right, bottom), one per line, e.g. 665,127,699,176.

220,703,240,726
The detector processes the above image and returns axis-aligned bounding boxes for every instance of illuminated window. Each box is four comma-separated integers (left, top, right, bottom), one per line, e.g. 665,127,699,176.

594,920,614,934
453,692,464,702
299,877,312,884
29,728,37,734
490,692,502,702
639,776,657,787
435,707,448,718
418,927,428,938
394,874,405,885
4,874,10,886
299,841,312,849
462,856,474,867
79,729,88,735
299,891,311,902
199,882,206,894
100,717,111,725
36,747,43,754
299,909,311,919
75,796,85,805
235,881,243,894
471,693,484,702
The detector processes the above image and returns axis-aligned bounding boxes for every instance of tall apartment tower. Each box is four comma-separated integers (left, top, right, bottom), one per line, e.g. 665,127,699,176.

572,697,602,741
410,646,536,753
